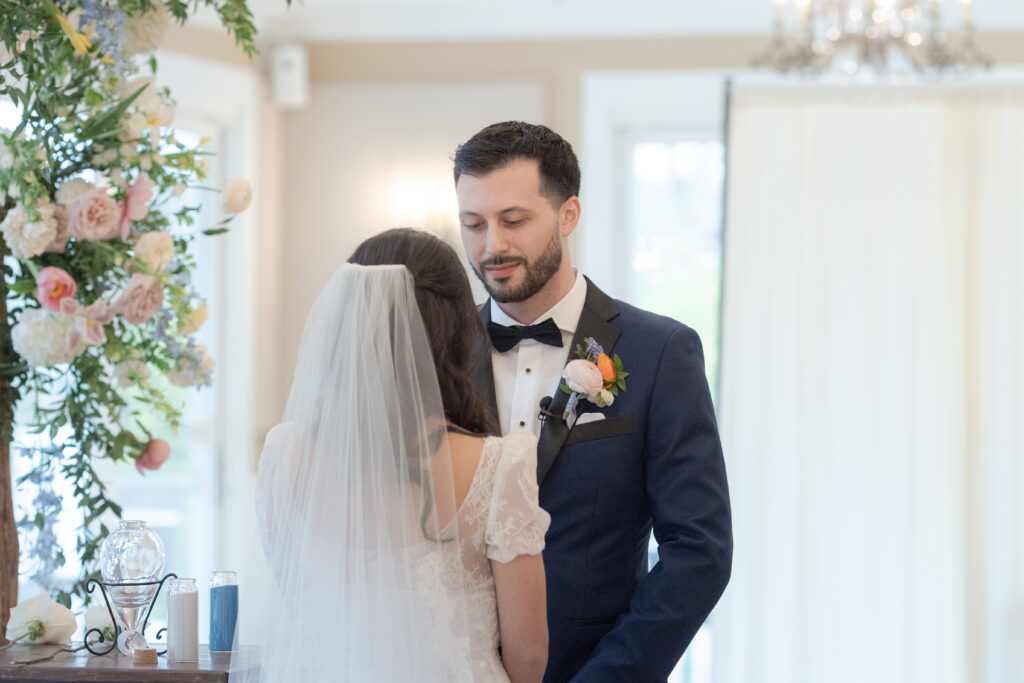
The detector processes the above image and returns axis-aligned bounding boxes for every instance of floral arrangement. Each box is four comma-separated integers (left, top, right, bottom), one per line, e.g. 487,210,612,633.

0,0,268,638
560,337,628,414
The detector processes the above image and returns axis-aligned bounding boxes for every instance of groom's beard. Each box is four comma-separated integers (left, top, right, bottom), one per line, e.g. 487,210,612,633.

473,223,562,304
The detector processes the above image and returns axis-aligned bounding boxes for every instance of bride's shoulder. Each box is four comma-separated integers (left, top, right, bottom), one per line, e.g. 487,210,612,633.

258,421,313,471
262,421,311,450
492,431,538,466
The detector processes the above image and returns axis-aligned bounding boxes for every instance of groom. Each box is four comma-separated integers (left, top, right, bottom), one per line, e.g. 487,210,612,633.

455,122,732,683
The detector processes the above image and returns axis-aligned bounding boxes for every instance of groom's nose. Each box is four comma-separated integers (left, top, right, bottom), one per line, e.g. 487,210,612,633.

486,224,510,255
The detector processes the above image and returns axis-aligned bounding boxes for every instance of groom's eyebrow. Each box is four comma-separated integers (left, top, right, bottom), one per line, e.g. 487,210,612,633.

458,207,532,217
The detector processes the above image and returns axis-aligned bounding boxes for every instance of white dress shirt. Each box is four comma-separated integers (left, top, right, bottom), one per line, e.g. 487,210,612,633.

490,271,588,437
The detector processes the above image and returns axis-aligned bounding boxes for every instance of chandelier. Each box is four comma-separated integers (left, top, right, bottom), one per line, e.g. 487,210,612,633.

755,0,991,75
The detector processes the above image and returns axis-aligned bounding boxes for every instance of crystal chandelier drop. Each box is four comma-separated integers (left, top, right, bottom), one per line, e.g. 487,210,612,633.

755,0,991,75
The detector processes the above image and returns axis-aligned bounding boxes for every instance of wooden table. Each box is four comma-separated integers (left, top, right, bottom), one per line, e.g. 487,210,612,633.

0,644,261,682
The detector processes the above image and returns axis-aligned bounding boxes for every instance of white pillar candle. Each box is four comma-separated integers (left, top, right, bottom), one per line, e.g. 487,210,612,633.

166,578,199,663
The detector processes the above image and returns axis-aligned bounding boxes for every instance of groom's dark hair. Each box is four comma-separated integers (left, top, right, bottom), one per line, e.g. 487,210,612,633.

349,229,497,437
452,121,581,206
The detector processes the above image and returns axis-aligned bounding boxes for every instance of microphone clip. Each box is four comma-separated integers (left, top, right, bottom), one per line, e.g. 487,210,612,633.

537,396,556,422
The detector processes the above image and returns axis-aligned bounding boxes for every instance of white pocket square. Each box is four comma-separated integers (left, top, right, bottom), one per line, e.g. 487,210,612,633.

574,413,606,426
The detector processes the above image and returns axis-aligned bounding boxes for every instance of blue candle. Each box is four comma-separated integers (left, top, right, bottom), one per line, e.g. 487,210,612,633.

209,571,238,652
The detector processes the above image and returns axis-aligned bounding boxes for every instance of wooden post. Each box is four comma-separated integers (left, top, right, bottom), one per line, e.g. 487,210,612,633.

0,438,14,646
0,272,16,645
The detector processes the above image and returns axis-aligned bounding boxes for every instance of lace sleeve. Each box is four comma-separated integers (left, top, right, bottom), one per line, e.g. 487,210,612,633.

485,432,552,564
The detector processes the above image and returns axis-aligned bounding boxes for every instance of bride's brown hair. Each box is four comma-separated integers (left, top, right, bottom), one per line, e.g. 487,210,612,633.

348,228,497,436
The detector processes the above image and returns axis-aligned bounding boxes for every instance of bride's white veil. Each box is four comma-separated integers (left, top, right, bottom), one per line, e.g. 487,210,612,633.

237,263,472,681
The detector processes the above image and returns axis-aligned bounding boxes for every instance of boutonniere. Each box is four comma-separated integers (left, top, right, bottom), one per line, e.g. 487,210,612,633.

559,337,629,420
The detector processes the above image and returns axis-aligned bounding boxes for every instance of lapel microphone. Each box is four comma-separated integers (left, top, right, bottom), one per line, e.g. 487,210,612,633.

538,396,556,422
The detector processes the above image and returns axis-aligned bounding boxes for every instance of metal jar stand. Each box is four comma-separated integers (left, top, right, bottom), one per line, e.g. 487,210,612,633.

83,573,178,656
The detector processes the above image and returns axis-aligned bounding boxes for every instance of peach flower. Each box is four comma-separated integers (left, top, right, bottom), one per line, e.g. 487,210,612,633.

223,178,252,213
43,205,70,253
67,188,120,241
35,267,77,311
115,274,163,324
133,230,174,271
60,298,114,349
136,439,170,475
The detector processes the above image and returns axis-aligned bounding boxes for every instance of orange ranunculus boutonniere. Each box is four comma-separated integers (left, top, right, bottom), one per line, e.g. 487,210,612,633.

559,337,629,412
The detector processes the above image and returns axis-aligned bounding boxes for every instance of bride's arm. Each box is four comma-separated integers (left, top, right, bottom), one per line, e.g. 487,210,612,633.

486,432,552,683
492,554,548,683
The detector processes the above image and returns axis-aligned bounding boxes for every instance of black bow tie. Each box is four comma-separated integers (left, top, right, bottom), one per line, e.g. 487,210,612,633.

487,318,564,353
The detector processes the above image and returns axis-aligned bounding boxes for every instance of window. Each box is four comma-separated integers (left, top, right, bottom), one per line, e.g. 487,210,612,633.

628,137,724,403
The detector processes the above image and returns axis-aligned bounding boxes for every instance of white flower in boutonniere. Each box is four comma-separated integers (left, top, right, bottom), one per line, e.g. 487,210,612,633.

2,593,77,647
560,336,629,419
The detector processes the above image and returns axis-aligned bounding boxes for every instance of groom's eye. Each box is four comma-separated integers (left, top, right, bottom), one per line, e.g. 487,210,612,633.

462,221,484,231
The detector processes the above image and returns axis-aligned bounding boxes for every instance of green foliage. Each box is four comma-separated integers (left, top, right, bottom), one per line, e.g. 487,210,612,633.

0,0,263,601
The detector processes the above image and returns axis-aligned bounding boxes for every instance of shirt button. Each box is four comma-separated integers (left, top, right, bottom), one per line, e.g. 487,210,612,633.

525,368,532,374
519,421,526,427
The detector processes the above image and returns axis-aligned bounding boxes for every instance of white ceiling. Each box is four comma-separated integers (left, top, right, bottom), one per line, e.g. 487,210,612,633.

194,0,1024,43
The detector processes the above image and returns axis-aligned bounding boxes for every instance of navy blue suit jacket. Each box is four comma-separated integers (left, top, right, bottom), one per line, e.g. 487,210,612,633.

470,278,732,683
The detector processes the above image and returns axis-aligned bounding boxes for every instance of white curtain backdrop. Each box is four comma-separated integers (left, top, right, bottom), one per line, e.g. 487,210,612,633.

715,82,1024,683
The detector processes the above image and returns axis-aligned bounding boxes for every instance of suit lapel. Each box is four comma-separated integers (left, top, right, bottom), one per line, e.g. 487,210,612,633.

469,303,499,424
536,278,620,485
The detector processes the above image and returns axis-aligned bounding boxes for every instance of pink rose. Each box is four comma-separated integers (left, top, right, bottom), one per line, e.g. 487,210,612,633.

117,177,156,240
115,274,163,324
35,267,77,312
562,359,604,396
67,188,120,241
136,439,170,475
44,205,70,253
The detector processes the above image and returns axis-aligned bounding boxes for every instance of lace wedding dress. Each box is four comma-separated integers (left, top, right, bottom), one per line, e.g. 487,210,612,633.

241,265,549,682
254,427,549,682
442,431,551,681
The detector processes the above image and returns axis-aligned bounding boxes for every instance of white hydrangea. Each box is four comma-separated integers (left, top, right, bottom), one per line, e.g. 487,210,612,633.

115,359,152,388
123,1,171,56
168,344,215,388
0,204,58,259
12,308,87,367
55,178,96,205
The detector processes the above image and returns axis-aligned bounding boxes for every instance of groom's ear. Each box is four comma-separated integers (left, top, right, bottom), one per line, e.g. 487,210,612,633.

559,196,581,237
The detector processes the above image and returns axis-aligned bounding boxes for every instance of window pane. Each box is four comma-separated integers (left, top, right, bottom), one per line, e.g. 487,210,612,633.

630,140,724,403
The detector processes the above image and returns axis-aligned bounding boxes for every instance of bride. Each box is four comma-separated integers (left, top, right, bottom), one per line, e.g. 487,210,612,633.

245,229,550,682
